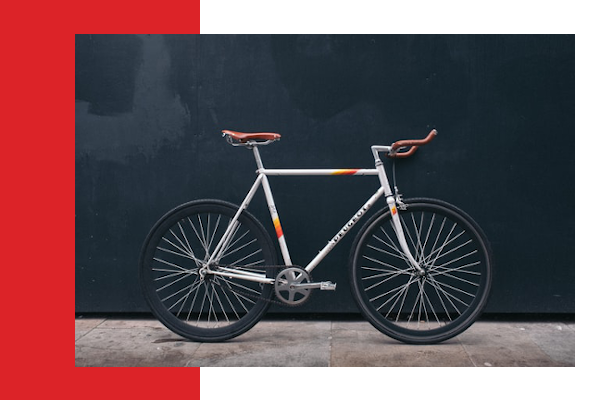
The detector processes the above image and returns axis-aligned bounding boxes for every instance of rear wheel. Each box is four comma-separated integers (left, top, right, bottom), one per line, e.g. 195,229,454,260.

349,198,492,344
139,200,276,342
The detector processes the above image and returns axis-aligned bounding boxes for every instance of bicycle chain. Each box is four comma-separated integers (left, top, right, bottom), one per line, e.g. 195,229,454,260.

211,265,310,307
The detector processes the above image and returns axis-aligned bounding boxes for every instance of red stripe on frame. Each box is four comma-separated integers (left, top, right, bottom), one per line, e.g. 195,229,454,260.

274,217,284,238
332,169,360,175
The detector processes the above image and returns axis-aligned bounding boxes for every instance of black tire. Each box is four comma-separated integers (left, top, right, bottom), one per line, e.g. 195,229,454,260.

349,198,492,344
139,200,277,342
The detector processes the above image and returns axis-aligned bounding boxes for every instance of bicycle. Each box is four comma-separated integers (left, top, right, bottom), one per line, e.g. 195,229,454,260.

139,129,492,344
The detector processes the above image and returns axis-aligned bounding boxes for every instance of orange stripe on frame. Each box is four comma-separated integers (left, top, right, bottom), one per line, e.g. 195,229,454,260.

273,217,283,238
331,169,360,175
391,206,397,215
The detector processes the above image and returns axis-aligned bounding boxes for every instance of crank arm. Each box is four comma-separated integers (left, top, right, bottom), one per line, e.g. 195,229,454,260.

289,281,337,291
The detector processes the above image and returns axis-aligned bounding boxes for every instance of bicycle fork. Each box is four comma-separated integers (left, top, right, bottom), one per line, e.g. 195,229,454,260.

372,146,425,275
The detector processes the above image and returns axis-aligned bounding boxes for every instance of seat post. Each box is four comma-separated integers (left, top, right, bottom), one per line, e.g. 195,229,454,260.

251,145,265,170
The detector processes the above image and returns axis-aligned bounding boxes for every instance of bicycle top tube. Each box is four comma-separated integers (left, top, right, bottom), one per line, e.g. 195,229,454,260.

260,169,379,176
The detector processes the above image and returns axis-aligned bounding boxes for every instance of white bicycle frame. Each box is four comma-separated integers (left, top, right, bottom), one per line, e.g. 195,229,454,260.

206,143,423,284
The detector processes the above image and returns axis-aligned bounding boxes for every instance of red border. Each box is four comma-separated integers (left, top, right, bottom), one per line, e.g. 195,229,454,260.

6,1,200,398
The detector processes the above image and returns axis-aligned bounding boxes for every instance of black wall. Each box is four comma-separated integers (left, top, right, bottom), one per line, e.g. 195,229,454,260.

75,35,574,314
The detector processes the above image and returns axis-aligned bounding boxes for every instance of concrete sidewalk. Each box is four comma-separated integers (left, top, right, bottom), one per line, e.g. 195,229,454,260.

75,316,574,367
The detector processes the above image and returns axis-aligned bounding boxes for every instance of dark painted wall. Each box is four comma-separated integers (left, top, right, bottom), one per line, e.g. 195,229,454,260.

75,35,574,314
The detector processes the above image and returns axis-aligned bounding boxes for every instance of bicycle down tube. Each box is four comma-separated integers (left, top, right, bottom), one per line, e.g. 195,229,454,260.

206,144,423,284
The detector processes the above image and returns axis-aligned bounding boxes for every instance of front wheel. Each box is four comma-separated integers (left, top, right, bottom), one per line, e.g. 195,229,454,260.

349,198,492,344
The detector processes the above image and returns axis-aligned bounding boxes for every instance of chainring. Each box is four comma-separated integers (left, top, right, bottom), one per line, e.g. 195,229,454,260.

274,267,312,306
